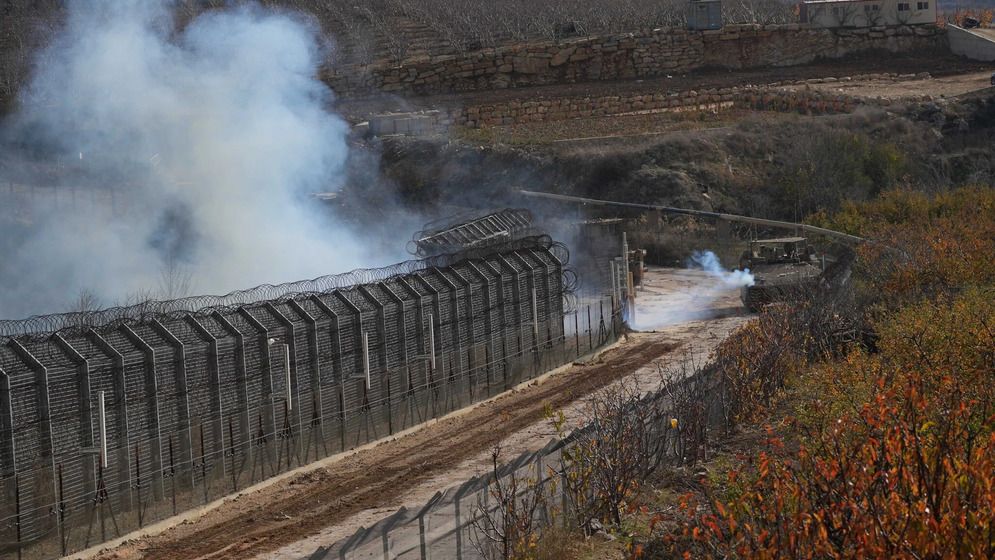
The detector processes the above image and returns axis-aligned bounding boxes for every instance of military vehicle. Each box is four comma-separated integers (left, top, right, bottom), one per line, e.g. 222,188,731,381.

738,237,826,311
518,190,863,312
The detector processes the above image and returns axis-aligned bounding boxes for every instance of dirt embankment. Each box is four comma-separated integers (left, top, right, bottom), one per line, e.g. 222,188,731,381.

85,269,747,560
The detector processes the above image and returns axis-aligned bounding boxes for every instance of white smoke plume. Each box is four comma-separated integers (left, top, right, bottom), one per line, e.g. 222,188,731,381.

632,251,753,331
688,250,755,288
0,2,373,319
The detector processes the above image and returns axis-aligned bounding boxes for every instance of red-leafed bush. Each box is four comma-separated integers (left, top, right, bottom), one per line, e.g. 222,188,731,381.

653,188,995,559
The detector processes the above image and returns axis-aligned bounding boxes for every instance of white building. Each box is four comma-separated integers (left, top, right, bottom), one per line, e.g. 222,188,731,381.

800,0,937,27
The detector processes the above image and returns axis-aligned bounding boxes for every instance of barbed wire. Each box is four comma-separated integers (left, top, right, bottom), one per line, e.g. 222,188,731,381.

409,208,537,257
0,235,572,341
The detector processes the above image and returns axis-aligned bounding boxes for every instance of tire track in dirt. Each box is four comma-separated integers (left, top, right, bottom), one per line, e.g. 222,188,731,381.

97,338,678,560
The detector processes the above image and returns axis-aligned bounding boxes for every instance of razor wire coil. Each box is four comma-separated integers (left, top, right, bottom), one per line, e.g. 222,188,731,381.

0,235,572,341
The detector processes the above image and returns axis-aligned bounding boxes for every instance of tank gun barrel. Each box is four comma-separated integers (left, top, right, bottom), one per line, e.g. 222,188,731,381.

519,190,864,244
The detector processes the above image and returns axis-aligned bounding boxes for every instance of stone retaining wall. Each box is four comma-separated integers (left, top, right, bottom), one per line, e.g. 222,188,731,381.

327,23,945,98
450,87,857,128
447,73,932,129
367,73,936,135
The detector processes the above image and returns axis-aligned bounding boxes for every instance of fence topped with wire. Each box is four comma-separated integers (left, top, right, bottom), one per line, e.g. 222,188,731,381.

0,225,591,559
409,208,537,257
0,235,569,341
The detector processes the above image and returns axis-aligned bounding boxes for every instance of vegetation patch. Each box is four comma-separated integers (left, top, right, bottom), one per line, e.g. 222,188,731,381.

640,187,995,559
470,187,995,560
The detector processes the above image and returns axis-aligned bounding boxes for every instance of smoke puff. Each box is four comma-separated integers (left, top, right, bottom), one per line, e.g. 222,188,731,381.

0,2,368,318
632,251,752,331
687,251,755,287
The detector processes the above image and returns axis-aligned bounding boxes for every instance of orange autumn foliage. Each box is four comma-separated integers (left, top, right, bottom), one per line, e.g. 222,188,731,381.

694,291,995,559
946,8,994,28
674,189,995,559
711,305,803,427
814,186,995,306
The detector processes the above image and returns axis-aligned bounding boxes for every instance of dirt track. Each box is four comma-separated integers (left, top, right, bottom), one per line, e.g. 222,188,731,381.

80,269,745,560
90,339,674,560
787,70,994,100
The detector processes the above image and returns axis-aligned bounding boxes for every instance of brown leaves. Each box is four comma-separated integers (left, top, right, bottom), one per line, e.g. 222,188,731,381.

655,189,995,559
675,292,995,559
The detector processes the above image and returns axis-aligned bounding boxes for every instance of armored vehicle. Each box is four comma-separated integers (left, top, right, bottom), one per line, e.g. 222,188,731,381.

738,237,824,311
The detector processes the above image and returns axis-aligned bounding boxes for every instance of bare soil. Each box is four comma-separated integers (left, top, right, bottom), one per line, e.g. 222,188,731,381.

781,70,994,100
83,268,748,560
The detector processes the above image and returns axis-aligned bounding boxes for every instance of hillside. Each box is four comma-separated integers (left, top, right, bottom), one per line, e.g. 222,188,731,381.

0,2,992,559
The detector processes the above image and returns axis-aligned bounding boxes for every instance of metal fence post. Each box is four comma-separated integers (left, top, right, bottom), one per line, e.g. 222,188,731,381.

497,255,524,382
52,334,100,504
7,340,64,550
310,296,347,453
481,259,509,391
449,267,477,402
0,367,19,556
378,507,408,560
338,527,366,560
511,252,540,352
574,312,580,358
453,479,479,560
288,299,324,461
185,315,228,493
587,305,593,351
530,250,554,343
236,307,276,478
265,304,305,465
610,260,618,312
84,331,135,512
211,311,253,483
332,290,367,446
416,492,443,560
454,496,462,560
150,320,194,490
116,327,164,502
431,268,462,408
379,283,408,434
412,276,443,416
358,286,392,436
465,262,495,396
395,279,426,426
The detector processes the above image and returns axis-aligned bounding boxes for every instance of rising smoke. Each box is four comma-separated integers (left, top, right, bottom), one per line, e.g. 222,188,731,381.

0,2,372,319
689,250,755,288
632,251,754,331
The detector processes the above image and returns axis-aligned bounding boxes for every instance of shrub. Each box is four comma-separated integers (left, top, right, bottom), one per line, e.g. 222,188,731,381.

771,131,907,219
663,188,995,559
713,307,797,426
471,446,551,560
554,384,668,534
687,289,995,559
812,186,995,311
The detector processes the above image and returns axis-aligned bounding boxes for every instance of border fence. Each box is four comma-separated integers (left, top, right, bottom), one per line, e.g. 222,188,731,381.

0,231,630,560
306,354,720,560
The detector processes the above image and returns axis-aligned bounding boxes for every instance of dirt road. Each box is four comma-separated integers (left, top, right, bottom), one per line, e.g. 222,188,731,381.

786,70,994,100
86,268,748,560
